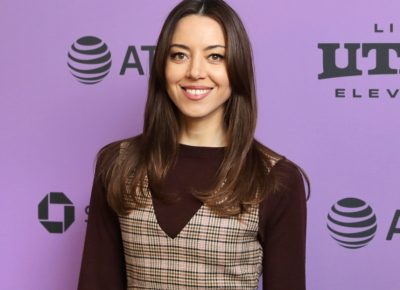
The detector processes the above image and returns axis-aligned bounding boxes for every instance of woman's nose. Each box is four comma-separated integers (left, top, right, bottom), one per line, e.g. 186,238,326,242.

186,55,206,79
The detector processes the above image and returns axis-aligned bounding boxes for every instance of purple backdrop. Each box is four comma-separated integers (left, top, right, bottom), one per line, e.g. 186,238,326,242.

1,0,399,289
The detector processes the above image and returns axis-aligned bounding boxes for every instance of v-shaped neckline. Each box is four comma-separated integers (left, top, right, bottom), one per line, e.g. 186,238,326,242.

149,195,205,240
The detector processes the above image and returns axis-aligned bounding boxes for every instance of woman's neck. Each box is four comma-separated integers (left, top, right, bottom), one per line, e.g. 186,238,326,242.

178,115,228,147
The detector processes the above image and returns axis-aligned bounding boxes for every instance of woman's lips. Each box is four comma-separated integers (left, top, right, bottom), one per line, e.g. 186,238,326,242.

181,86,213,101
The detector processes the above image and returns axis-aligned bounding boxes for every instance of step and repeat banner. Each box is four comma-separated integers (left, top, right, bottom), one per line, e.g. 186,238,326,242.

1,0,399,289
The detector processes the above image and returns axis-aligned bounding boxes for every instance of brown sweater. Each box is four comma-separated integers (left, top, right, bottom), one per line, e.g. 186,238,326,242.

78,143,307,290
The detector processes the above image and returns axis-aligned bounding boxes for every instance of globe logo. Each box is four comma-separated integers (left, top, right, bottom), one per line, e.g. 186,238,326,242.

67,36,112,84
327,197,377,249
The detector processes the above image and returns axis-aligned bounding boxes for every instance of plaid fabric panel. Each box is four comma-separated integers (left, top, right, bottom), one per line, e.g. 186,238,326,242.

119,175,263,289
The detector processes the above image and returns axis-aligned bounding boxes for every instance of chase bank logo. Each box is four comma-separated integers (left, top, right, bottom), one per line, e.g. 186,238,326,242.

67,36,112,84
327,197,377,249
38,192,75,234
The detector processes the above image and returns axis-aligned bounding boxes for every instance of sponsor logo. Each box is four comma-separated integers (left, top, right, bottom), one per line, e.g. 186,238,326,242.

38,192,75,234
318,23,400,99
67,36,112,84
67,35,156,84
327,197,377,249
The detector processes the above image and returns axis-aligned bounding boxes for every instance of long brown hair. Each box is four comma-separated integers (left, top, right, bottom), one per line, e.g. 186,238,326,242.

96,0,311,217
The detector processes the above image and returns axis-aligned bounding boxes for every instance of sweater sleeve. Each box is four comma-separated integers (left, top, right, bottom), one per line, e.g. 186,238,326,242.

258,158,307,290
77,155,127,290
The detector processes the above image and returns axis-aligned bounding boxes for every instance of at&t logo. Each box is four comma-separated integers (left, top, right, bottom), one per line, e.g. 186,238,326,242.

67,35,155,85
67,36,112,85
327,197,377,249
327,196,400,249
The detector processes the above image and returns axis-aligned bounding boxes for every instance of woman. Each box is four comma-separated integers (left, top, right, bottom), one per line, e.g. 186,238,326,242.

78,0,310,289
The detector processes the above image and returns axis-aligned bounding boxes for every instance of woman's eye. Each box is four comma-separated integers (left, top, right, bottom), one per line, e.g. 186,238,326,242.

170,52,186,60
209,54,224,61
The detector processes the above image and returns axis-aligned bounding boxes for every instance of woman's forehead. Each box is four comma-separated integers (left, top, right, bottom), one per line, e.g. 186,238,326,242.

171,15,226,46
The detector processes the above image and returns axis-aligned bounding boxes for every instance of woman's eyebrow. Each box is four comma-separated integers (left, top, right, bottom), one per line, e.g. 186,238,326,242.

169,44,225,51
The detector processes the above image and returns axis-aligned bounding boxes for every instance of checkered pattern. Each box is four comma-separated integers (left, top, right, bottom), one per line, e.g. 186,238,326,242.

119,173,263,289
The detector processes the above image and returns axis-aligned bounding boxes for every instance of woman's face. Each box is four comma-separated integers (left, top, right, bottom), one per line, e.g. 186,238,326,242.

165,15,231,125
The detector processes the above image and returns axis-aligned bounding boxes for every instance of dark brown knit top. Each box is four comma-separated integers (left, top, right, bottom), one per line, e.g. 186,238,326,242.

78,143,307,290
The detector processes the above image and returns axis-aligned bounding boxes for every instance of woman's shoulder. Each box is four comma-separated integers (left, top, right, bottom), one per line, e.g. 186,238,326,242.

254,139,286,171
95,134,143,168
98,134,142,155
255,139,308,197
271,158,306,191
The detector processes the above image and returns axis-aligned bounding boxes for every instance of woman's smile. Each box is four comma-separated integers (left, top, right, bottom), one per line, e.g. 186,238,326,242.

180,85,214,101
